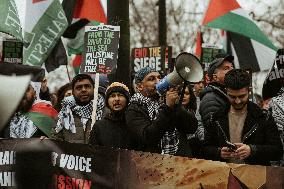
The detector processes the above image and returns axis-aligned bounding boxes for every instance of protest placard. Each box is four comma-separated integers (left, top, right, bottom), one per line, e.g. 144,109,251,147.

2,40,23,64
80,25,120,74
131,46,172,74
262,49,284,100
200,43,223,71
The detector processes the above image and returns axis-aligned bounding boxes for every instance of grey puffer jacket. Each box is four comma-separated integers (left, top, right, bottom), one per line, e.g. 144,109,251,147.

199,82,229,127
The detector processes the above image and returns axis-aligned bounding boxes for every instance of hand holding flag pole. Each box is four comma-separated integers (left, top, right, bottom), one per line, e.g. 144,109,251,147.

91,73,100,129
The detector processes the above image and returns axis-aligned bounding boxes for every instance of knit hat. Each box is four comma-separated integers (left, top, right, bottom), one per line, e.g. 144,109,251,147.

105,82,130,109
135,67,155,84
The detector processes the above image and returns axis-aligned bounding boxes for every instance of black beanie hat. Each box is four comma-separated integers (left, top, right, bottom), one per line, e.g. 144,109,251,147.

105,82,130,109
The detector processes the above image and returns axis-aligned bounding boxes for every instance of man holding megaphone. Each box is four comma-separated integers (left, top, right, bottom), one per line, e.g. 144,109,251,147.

126,65,198,156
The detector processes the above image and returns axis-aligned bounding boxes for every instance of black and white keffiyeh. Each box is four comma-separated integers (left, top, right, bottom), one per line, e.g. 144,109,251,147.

10,113,37,138
130,92,179,155
269,89,284,166
270,91,284,132
55,95,104,133
160,128,179,155
130,93,161,120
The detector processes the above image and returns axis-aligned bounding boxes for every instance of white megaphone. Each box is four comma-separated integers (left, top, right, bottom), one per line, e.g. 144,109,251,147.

156,52,203,95
0,75,31,131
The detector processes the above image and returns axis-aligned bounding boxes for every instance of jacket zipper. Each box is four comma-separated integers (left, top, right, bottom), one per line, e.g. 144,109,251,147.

216,121,258,143
215,121,229,142
242,124,258,142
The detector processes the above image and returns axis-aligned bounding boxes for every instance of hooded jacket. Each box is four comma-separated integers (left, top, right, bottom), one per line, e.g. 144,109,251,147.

88,112,132,149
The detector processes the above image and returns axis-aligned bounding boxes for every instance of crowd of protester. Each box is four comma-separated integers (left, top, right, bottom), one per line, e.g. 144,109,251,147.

1,54,283,167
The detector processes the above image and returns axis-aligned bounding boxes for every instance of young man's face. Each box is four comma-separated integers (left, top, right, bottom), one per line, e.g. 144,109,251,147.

73,79,94,105
108,92,127,112
227,87,249,111
213,61,234,84
137,72,161,97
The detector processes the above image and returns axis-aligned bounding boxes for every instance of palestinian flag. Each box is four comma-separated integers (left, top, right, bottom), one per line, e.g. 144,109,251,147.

72,54,83,74
66,0,107,55
73,0,107,22
65,0,107,74
0,0,23,41
202,0,277,72
19,0,68,68
67,20,101,55
27,101,58,137
195,31,203,58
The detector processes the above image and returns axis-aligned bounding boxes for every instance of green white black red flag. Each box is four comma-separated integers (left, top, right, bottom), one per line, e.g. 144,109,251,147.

202,0,277,72
19,0,68,67
0,0,23,41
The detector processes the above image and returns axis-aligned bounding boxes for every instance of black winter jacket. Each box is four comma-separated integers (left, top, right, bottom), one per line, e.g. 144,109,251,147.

88,112,132,149
202,102,283,166
126,101,197,155
199,82,229,127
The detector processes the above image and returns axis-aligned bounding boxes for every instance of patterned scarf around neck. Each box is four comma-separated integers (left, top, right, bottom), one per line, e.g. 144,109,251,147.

130,92,179,155
55,95,104,134
130,93,161,120
10,112,37,138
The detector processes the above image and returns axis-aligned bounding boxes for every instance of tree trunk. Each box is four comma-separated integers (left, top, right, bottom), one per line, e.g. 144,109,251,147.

158,0,167,46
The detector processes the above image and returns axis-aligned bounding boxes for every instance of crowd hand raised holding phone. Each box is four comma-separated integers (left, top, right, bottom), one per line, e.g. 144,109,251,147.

221,142,251,160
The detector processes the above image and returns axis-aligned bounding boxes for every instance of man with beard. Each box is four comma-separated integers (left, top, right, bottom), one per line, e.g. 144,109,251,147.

88,82,132,149
126,67,197,155
202,69,283,165
53,74,104,144
7,84,57,138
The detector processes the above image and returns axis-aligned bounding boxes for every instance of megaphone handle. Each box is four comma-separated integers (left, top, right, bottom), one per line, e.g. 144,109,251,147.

179,81,187,105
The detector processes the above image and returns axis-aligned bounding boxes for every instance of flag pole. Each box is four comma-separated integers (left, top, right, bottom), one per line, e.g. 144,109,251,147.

65,65,71,82
91,73,100,129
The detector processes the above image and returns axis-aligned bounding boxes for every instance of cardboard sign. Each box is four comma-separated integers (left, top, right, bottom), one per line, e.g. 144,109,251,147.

200,43,223,71
2,40,23,64
131,46,172,73
80,25,120,74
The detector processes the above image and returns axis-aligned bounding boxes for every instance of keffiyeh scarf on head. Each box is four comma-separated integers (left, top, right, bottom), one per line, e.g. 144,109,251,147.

130,92,179,155
10,113,37,138
55,95,104,133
